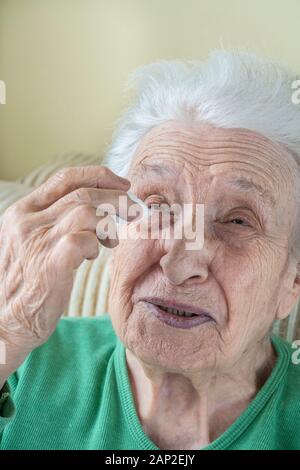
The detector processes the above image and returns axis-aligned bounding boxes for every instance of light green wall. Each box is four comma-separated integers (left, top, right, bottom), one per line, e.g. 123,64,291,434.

0,0,299,180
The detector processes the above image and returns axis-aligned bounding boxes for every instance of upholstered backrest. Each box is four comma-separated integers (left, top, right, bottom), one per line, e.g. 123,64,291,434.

0,154,299,341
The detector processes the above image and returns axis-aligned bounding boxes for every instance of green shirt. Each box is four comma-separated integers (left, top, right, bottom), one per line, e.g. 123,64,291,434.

0,315,300,450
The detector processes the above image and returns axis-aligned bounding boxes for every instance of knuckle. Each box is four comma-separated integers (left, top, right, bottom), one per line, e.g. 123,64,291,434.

73,204,94,220
54,167,74,182
72,188,91,203
86,234,100,257
2,204,28,236
3,203,20,222
90,243,100,260
61,233,79,250
79,166,93,178
98,165,110,177
80,165,112,181
17,219,32,237
11,220,31,241
57,166,94,182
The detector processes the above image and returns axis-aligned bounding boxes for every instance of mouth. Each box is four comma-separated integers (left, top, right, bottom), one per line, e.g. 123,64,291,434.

140,297,215,329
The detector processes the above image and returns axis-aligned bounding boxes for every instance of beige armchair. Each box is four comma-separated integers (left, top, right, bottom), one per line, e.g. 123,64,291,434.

1,154,299,342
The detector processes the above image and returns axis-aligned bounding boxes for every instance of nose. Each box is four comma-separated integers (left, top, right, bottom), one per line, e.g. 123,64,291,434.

159,237,212,286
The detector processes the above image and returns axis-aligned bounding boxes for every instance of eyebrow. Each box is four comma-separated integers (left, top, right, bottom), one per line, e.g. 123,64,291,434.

132,164,276,207
227,177,275,207
131,162,178,180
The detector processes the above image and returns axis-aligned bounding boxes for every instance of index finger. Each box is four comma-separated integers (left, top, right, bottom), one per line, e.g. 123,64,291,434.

19,166,131,211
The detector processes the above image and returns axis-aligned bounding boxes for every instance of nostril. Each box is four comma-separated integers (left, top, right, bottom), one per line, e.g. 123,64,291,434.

190,275,202,280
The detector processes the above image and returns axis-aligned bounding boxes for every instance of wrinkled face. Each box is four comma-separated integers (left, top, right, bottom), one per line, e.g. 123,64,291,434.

108,121,300,372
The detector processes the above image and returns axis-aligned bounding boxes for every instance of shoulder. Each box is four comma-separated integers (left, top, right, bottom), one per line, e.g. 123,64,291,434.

6,315,120,430
50,314,117,349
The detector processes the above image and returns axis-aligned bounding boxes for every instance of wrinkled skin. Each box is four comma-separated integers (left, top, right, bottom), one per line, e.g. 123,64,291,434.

108,121,300,449
1,120,300,450
0,166,134,385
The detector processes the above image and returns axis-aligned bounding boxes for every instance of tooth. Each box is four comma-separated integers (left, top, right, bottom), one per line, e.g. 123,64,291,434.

161,306,194,317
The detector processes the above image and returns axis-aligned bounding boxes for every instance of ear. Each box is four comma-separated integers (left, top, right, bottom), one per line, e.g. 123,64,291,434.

276,261,300,320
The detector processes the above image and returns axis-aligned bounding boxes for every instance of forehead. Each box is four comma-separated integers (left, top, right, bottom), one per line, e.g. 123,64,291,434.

130,121,297,206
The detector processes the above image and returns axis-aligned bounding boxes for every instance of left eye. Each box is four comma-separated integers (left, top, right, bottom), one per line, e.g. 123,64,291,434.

147,200,172,211
230,218,248,226
148,203,165,210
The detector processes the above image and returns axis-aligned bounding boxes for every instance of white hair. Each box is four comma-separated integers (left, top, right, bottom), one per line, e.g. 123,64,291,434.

104,50,300,176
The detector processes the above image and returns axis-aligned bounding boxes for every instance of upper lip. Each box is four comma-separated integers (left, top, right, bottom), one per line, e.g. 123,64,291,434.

139,296,214,319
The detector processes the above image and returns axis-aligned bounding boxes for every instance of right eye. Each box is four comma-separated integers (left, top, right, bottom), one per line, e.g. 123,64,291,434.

148,203,165,211
145,196,168,209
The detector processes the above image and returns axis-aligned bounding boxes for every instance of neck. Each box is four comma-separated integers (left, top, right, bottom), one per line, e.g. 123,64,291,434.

125,337,276,450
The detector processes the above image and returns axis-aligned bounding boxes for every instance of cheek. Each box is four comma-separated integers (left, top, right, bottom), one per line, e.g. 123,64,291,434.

108,238,164,334
218,246,283,341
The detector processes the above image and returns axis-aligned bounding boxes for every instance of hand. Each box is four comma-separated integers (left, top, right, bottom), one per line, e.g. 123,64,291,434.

0,166,133,385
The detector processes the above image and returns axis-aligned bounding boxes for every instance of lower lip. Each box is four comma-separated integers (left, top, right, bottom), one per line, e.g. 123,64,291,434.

143,302,214,329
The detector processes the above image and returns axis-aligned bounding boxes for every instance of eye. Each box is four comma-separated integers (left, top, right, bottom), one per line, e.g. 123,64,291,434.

219,206,260,230
148,202,174,219
230,218,248,226
147,202,161,210
148,203,163,211
145,197,170,212
144,198,176,229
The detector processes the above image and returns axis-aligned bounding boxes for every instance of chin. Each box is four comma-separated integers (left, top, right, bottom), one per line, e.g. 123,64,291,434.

118,305,220,373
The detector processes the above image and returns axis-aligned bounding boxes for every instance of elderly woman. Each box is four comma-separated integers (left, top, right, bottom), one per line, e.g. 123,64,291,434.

0,50,300,450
